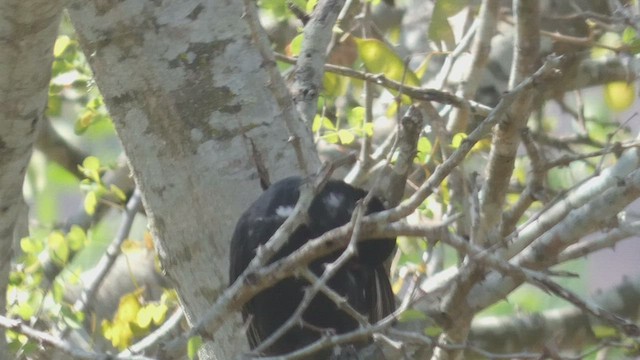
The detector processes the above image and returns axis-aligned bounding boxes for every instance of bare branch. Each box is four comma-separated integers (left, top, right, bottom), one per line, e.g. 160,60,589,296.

292,0,346,124
0,315,154,360
71,190,143,316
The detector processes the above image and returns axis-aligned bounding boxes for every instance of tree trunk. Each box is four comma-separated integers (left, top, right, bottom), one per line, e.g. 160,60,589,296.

0,1,65,358
67,0,320,358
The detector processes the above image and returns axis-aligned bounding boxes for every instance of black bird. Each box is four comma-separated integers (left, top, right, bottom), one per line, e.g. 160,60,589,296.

229,176,396,356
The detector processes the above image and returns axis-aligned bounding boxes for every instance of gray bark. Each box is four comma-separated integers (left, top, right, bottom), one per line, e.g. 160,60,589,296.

66,0,320,358
0,0,66,358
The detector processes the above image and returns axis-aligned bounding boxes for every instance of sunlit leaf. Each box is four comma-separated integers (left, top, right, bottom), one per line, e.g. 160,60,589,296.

52,281,65,303
20,237,40,254
363,123,374,137
451,132,467,149
117,292,142,323
136,307,153,329
53,35,71,57
84,191,98,215
187,335,203,360
347,106,365,127
67,225,87,251
324,131,339,143
287,33,304,57
604,81,636,111
337,129,355,144
354,37,420,87
48,231,69,265
151,303,168,325
312,115,335,132
416,136,432,163
83,156,100,172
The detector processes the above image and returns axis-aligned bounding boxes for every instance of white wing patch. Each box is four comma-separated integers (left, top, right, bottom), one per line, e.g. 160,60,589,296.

323,192,344,209
275,205,295,218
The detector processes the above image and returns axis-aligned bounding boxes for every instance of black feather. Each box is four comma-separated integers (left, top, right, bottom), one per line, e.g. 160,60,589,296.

229,176,396,356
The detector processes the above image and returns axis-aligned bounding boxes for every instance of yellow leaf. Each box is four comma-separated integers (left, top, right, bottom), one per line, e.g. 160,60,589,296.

136,307,153,329
151,303,168,325
604,81,636,111
451,132,467,149
116,293,141,323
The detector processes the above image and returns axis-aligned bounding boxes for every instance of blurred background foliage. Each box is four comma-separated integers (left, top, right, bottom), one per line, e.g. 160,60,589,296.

8,0,640,358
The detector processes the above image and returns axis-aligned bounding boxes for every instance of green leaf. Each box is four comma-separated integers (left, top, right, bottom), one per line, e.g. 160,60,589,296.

305,0,318,13
79,156,102,182
187,335,203,360
75,110,95,134
323,72,348,97
592,325,617,339
363,123,374,137
82,156,100,172
84,191,98,215
428,0,469,46
347,106,366,127
52,281,65,303
14,302,35,320
324,131,339,144
20,237,40,254
337,129,355,144
110,184,127,202
53,35,71,57
354,38,420,87
312,115,335,132
288,33,304,57
48,231,69,265
66,225,87,251
416,137,432,163
424,325,444,337
398,309,427,322
623,26,637,44
622,27,640,54
61,305,85,329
